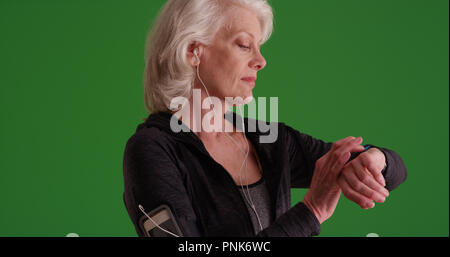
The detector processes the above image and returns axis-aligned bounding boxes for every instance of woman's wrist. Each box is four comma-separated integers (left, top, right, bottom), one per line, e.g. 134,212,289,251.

303,194,324,224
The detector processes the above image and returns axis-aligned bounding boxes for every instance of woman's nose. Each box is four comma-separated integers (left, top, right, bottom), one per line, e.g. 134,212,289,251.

251,51,266,71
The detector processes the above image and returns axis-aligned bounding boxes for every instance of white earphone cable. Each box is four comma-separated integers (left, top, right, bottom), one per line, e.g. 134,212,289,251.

195,50,263,232
237,105,263,232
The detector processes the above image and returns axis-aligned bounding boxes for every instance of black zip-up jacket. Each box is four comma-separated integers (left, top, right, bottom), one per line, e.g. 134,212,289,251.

122,111,407,237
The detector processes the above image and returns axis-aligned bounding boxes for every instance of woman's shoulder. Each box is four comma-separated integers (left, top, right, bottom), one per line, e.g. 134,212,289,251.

133,127,173,146
124,122,175,159
241,114,294,145
126,111,178,146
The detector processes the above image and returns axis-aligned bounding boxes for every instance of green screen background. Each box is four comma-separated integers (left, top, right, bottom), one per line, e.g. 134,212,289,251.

0,0,448,237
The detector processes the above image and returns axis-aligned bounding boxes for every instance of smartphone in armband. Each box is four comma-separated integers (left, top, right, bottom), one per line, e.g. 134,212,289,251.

138,204,183,237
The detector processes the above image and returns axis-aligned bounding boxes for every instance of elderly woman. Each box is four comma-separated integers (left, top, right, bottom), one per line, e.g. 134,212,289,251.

123,0,407,237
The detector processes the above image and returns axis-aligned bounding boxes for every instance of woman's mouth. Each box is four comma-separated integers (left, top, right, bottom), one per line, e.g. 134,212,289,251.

241,76,256,86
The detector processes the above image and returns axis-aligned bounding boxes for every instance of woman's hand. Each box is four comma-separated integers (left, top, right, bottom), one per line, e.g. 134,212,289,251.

303,136,365,224
337,147,389,209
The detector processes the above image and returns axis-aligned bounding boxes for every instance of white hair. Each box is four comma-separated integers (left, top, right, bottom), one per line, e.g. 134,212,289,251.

143,0,274,114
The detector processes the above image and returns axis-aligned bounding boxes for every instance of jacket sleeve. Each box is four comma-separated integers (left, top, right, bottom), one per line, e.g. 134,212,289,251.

254,123,330,237
284,124,407,191
284,124,333,188
358,144,408,191
256,124,408,237
123,130,202,237
256,201,322,237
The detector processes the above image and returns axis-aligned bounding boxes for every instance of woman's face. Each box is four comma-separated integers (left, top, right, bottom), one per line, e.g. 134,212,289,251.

195,7,267,105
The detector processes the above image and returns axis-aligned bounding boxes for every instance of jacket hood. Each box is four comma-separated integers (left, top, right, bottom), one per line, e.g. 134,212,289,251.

136,110,273,147
139,111,250,133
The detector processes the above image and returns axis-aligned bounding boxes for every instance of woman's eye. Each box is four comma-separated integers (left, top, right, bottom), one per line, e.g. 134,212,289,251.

239,44,250,50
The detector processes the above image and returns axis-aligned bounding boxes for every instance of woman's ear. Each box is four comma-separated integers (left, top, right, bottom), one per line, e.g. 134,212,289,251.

187,43,201,66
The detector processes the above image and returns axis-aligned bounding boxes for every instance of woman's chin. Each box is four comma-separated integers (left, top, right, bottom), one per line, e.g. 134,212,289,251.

242,94,253,104
224,93,253,106
237,91,254,105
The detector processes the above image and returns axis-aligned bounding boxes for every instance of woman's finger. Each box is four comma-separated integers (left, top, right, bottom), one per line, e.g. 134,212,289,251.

332,143,365,163
331,136,356,151
330,138,365,172
352,160,389,197
342,167,386,203
338,176,374,209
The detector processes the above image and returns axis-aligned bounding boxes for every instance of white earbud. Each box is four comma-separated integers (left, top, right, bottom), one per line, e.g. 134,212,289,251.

193,48,200,65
